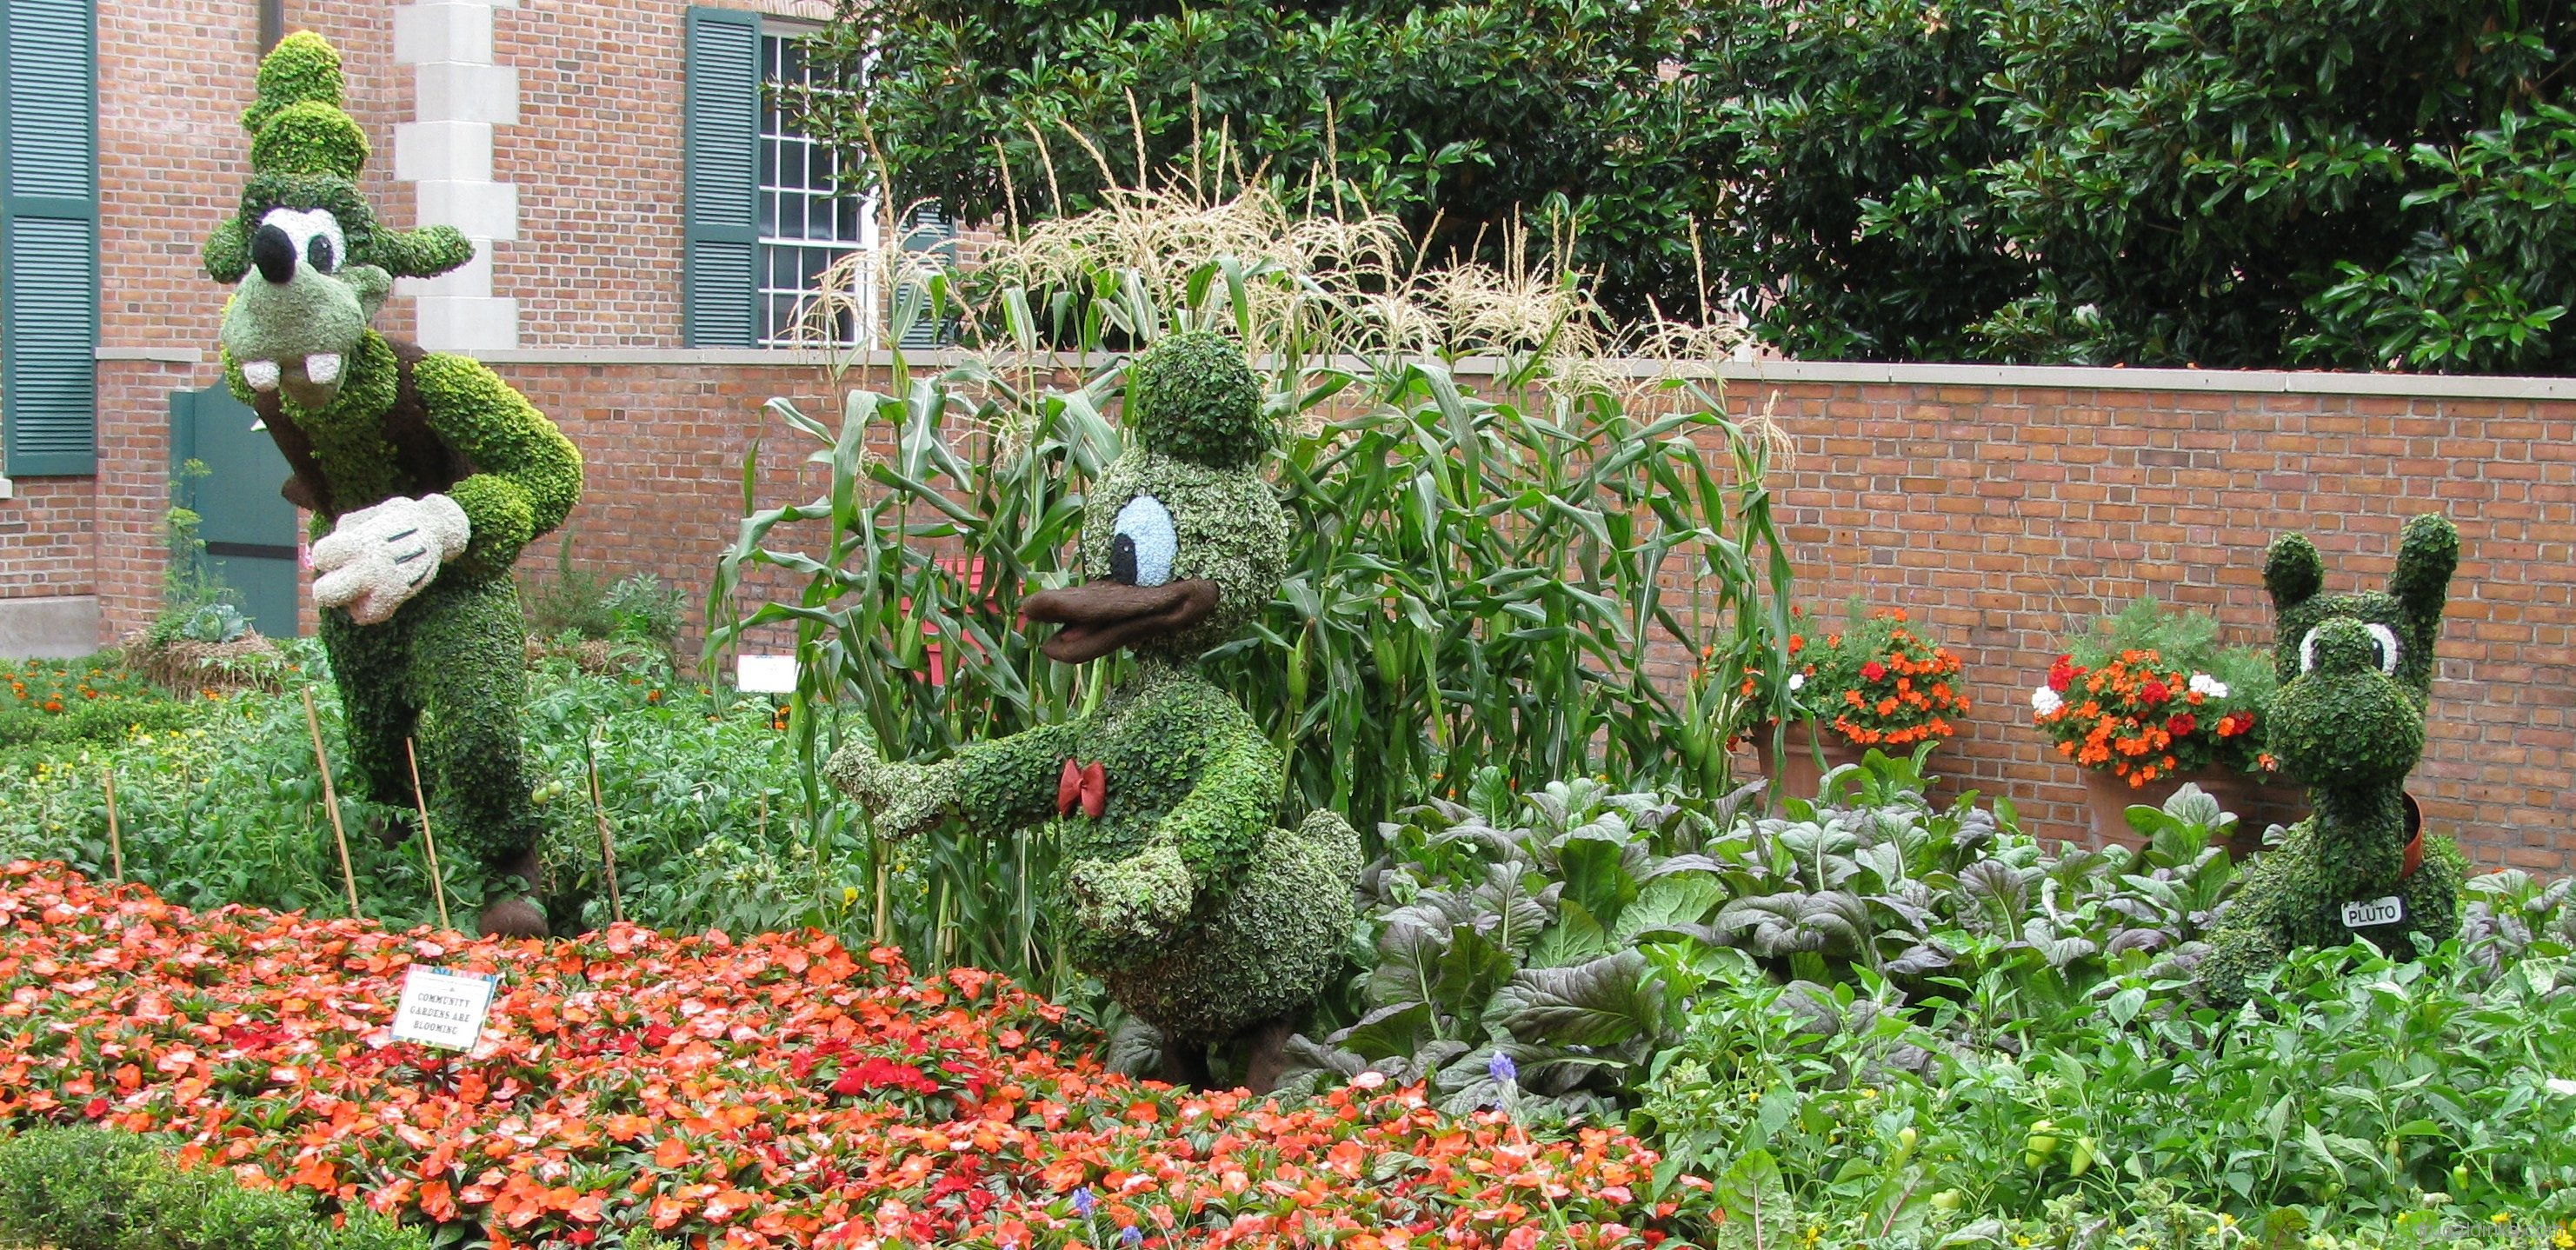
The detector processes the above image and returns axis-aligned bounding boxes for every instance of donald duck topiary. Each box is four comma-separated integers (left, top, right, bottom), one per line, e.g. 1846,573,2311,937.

829,332,1361,1090
204,32,582,936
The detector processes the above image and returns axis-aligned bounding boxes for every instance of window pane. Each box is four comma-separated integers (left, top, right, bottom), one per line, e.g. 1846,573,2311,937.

755,30,871,345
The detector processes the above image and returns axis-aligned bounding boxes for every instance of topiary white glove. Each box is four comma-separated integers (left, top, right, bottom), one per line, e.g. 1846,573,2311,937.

310,493,470,625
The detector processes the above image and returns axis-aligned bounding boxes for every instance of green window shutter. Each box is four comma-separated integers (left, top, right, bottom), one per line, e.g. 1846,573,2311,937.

0,0,100,476
895,204,955,351
684,6,760,349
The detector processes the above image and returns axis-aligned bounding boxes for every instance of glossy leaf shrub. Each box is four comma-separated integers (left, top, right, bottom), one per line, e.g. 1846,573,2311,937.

0,861,1707,1248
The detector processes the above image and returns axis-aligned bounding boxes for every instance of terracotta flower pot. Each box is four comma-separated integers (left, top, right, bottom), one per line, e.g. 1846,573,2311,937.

2079,765,2308,848
1754,721,1871,804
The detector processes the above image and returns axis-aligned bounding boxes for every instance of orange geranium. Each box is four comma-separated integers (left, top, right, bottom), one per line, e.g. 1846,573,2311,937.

1778,604,1969,750
2030,649,2265,786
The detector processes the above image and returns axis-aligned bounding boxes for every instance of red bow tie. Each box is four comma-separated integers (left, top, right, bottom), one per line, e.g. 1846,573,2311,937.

1057,759,1107,819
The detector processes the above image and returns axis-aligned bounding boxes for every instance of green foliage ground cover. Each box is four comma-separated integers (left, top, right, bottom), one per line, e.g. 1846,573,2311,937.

0,657,196,760
0,1127,424,1250
0,642,815,942
1305,751,2576,1241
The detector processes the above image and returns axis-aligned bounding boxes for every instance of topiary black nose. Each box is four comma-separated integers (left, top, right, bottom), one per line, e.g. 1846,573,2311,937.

251,223,297,284
1110,533,1139,585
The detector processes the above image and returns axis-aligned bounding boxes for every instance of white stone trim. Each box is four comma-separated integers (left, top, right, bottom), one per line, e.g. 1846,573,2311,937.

415,180,517,242
392,3,492,65
391,120,492,183
414,62,519,126
95,346,206,363
417,297,521,352
393,0,519,351
0,595,102,660
457,349,2576,399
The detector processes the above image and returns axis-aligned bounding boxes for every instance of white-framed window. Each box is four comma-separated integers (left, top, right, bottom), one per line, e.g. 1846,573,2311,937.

756,27,875,346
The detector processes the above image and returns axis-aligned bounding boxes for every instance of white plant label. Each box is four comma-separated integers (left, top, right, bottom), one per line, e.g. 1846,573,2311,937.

2342,895,2406,928
391,967,497,1050
736,654,798,694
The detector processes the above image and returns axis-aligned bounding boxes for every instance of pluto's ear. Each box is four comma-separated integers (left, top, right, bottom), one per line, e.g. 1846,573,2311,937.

373,225,475,280
1125,329,1272,469
203,218,250,283
2264,532,2324,615
2388,512,2459,640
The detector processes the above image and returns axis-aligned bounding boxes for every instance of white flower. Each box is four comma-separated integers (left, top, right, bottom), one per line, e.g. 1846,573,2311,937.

2546,1077,2576,1096
1787,673,1807,693
2031,686,2064,716
2188,673,2230,699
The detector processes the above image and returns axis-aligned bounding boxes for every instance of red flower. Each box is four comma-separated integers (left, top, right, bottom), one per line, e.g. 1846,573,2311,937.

1860,661,1887,682
2140,679,2170,707
0,862,1711,1248
2165,713,2197,738
831,1057,939,1096
2047,655,2081,693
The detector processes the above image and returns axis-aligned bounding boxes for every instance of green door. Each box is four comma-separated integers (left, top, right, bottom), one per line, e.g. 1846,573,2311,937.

170,385,302,638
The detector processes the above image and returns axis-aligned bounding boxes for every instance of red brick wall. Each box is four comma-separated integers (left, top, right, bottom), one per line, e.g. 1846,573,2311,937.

1725,377,2576,874
487,0,827,348
480,360,835,605
0,479,90,593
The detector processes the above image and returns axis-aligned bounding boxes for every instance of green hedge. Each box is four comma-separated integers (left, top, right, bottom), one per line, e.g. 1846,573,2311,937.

0,1127,423,1250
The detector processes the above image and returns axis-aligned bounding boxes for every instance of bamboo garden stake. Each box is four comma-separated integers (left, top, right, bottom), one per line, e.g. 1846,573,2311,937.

101,768,124,883
403,738,452,932
587,726,623,924
301,688,363,917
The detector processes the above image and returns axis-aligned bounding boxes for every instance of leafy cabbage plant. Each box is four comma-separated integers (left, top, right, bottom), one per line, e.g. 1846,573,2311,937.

1278,749,2253,1118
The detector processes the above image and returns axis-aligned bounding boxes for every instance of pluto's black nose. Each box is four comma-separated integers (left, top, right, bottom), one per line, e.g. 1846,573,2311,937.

252,223,297,284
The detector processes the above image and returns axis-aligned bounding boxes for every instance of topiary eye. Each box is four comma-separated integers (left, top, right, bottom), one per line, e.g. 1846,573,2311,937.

255,207,347,277
2363,622,2401,675
2300,622,2403,675
1110,495,1176,587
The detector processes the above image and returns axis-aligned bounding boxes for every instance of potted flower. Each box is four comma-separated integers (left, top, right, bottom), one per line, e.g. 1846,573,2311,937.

2031,599,2300,841
1756,602,1969,799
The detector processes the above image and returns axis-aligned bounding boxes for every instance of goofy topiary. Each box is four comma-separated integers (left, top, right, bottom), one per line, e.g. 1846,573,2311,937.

829,331,1361,1091
2200,513,2466,1007
203,32,582,937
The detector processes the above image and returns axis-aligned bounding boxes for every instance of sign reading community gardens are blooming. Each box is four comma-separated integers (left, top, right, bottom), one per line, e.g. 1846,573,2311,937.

390,967,498,1050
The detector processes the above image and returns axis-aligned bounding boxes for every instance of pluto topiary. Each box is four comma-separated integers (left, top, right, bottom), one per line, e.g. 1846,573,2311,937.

2200,514,2466,1007
829,330,1361,1091
202,31,582,937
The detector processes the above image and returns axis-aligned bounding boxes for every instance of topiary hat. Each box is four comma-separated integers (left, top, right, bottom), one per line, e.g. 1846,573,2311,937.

242,31,367,180
1124,331,1273,469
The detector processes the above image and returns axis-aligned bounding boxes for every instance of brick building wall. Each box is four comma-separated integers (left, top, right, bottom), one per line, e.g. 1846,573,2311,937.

5,0,829,634
1709,364,2575,874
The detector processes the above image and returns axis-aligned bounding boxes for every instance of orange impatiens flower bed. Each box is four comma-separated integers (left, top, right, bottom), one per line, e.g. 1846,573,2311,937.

0,861,1707,1249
